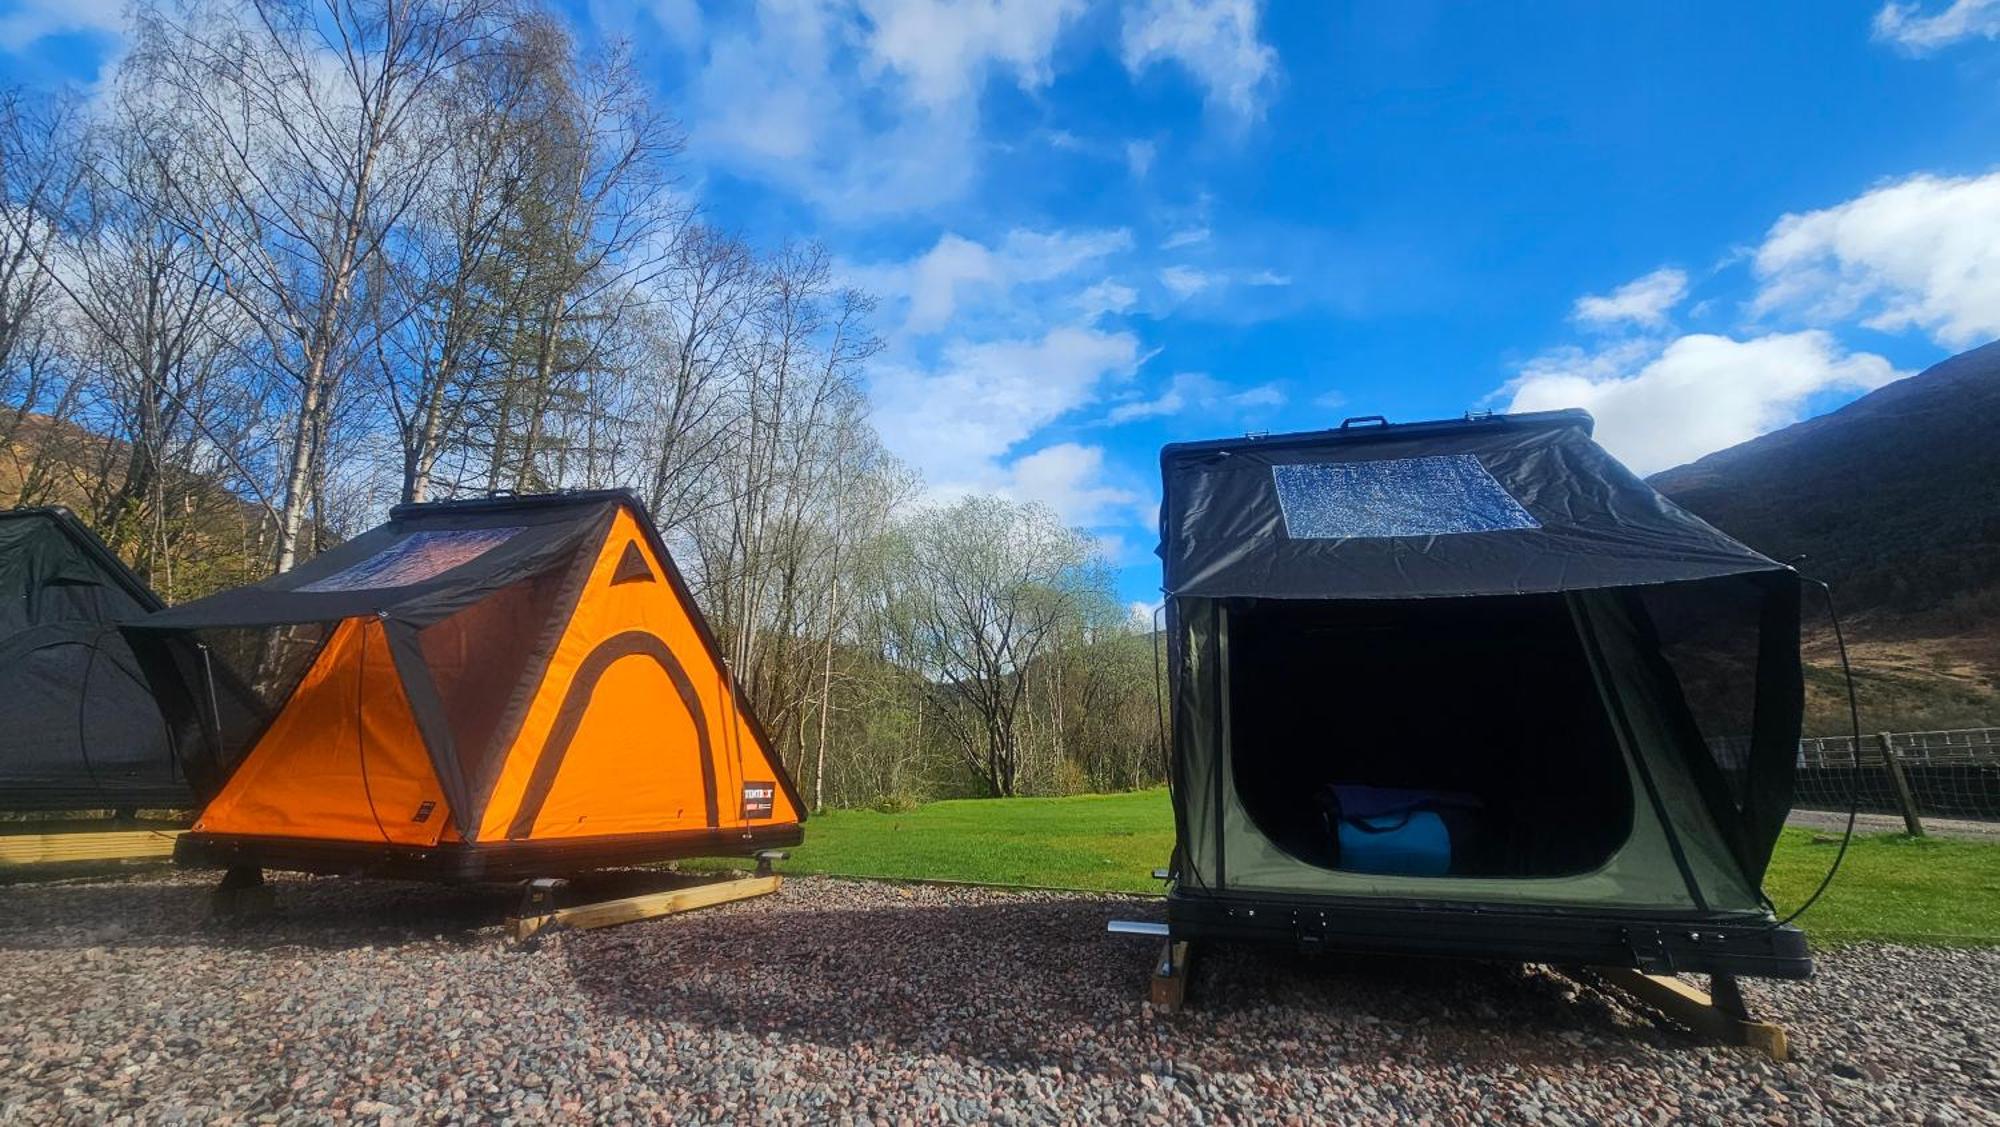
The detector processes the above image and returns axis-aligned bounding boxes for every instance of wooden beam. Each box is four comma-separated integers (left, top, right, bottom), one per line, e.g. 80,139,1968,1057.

508,874,779,942
1594,966,1790,1060
1150,939,1191,1012
0,829,182,867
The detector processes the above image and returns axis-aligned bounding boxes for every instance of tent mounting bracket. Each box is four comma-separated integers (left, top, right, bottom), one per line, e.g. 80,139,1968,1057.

210,864,275,922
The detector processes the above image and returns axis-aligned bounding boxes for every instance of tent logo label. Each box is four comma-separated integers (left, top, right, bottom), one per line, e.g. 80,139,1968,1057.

411,801,436,824
741,782,775,819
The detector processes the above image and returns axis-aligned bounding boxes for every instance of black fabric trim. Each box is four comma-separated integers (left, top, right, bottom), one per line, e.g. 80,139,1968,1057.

1744,573,1804,885
382,616,475,838
1167,887,1811,980
503,630,720,840
1211,601,1227,891
1163,596,1201,889
174,823,804,881
610,541,655,585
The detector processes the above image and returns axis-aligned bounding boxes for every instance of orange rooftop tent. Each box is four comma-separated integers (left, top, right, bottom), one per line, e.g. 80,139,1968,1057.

129,490,803,879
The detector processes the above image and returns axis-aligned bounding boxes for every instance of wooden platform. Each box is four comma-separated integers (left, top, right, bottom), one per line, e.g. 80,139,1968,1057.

0,829,183,867
508,874,780,942
1593,967,1790,1060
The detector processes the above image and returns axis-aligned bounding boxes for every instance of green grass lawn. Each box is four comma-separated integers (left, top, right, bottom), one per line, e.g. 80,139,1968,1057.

743,789,2000,946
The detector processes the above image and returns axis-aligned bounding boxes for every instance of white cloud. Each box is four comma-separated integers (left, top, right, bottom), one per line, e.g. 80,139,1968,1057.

1004,442,1143,525
869,325,1142,490
1124,139,1157,179
0,0,122,52
860,0,1086,107
1120,0,1280,119
1076,279,1139,319
1572,267,1689,329
1752,171,2000,348
867,226,1133,334
1108,371,1285,423
686,0,1088,217
1873,0,2000,52
1160,265,1212,297
1502,331,1905,474
1161,226,1210,250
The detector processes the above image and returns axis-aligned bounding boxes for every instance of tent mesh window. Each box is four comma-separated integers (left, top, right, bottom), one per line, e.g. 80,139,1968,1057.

1636,578,1767,812
188,623,335,771
416,568,573,788
1225,593,1634,878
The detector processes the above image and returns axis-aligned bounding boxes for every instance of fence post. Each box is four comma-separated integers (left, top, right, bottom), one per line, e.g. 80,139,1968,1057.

1876,732,1925,837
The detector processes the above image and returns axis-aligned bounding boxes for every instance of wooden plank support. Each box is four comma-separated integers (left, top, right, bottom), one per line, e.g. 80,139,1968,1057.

1594,966,1790,1060
508,874,780,942
1149,939,1192,1013
0,829,183,867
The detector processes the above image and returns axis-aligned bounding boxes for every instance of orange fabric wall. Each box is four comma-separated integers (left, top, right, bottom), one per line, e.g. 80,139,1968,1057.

197,618,449,844
477,509,800,841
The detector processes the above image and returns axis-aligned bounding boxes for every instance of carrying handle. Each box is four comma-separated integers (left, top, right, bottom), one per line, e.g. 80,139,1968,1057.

1339,415,1389,429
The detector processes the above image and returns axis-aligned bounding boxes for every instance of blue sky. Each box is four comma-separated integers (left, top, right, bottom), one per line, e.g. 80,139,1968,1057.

7,1,2000,609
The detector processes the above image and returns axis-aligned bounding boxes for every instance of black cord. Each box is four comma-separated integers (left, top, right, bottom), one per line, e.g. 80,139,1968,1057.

1774,577,1863,928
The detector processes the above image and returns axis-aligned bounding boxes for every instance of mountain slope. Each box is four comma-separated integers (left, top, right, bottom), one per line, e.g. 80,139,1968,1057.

1649,340,2000,732
1651,339,2000,617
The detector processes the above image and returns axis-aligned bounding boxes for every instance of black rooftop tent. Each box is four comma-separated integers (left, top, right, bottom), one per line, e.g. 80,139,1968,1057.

0,508,186,811
1158,411,1811,979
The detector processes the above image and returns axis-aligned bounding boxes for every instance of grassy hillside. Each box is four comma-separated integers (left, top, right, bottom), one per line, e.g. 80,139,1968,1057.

723,790,2000,946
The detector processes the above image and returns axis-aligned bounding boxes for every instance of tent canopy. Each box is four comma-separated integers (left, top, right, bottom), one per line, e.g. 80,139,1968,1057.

134,490,804,861
1160,410,1784,600
1159,412,1804,922
0,508,181,810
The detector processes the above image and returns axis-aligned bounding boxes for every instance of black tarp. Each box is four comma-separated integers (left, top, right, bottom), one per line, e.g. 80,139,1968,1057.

1160,410,1781,600
0,508,183,810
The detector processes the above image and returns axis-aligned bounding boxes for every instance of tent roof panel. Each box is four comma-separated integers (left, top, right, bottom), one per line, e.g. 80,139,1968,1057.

0,506,164,616
1160,411,1785,599
135,492,625,630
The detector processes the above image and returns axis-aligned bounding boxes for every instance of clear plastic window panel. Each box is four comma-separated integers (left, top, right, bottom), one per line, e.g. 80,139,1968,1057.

1272,455,1539,539
297,527,524,592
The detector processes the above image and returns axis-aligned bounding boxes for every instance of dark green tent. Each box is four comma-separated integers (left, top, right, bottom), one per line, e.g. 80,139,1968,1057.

0,507,185,811
1158,411,1810,979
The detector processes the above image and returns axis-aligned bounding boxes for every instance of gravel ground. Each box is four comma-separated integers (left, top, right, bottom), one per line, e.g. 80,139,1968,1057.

0,870,1994,1125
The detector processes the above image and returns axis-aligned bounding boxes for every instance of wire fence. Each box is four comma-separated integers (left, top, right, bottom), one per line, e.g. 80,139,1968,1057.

1710,728,2000,827
1790,728,2000,824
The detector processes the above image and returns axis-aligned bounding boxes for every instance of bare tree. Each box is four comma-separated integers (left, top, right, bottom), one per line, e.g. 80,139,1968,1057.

127,0,501,569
